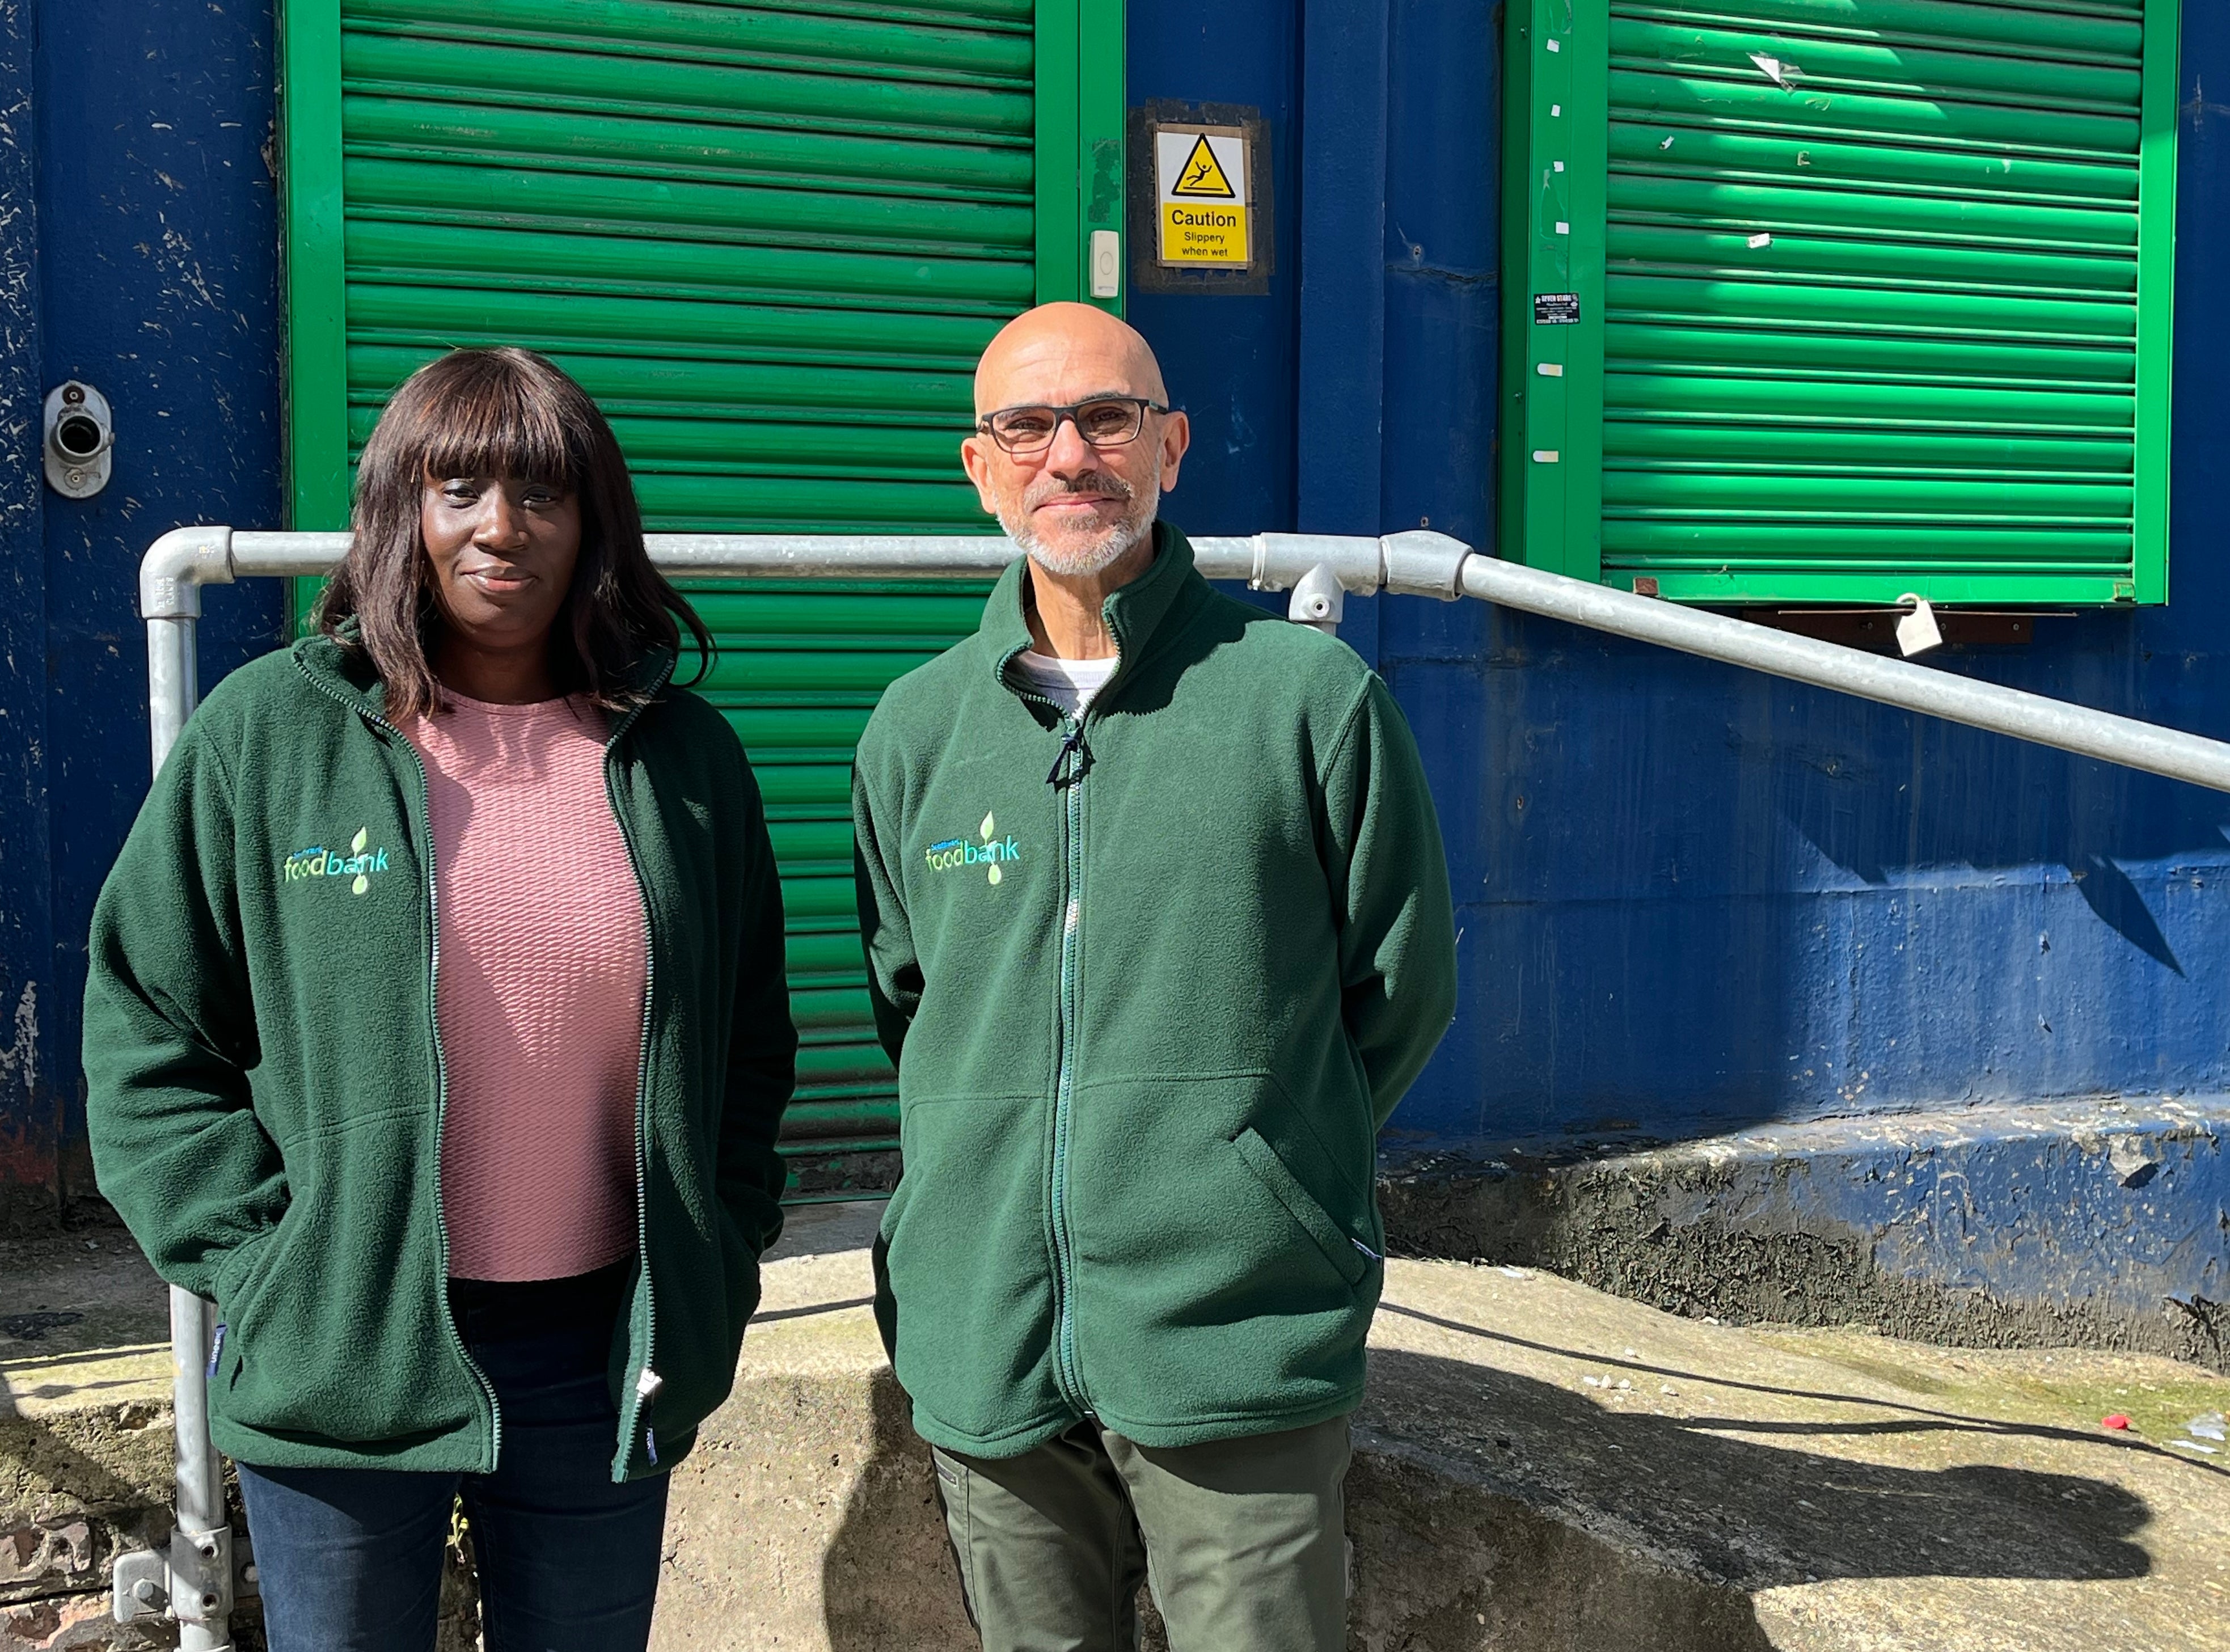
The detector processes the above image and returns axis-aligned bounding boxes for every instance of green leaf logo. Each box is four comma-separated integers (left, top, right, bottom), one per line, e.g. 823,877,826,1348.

980,812,996,842
352,874,369,895
352,827,369,855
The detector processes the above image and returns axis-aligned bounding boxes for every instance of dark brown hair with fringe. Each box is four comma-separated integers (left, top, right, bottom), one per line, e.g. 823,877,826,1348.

316,347,712,721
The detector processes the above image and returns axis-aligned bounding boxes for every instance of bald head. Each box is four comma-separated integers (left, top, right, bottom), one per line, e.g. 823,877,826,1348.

974,302,1169,414
960,302,1189,586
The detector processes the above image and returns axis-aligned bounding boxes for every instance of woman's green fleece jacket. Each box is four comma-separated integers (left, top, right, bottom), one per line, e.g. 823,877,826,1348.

82,634,795,1482
852,525,1458,1459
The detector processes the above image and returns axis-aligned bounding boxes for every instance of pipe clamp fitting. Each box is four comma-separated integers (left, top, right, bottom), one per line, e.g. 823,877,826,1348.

1379,530,1470,599
140,527,235,620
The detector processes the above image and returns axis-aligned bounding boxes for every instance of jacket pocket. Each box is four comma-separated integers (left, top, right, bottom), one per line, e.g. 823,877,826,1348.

209,1223,284,1319
881,1093,1058,1441
212,1122,469,1447
1233,1127,1374,1287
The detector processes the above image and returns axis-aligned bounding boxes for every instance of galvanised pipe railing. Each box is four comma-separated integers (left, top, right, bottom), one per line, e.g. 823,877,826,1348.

123,524,2230,1643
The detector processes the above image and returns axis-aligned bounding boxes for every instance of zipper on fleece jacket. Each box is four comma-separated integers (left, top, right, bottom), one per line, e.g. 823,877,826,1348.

1050,710,1088,1409
294,664,502,1471
1005,658,1116,1418
600,678,670,1482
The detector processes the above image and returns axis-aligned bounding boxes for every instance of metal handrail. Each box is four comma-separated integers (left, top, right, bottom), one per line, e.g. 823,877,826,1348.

1454,556,2230,795
124,525,2230,1645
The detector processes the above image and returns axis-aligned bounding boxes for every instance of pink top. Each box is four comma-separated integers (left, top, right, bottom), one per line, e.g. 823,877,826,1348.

406,690,648,1283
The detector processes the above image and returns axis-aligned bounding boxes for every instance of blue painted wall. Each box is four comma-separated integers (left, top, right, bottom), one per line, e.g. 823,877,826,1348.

1130,0,2230,1159
0,0,285,1215
0,0,2219,1214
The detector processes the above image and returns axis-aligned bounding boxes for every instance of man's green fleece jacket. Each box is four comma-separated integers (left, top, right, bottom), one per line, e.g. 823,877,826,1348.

82,634,795,1481
852,523,1458,1459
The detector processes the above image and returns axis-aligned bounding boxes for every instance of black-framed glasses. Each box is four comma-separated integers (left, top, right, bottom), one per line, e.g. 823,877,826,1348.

976,397,1170,455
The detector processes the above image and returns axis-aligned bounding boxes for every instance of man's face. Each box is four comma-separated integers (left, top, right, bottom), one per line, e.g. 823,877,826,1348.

961,321,1190,576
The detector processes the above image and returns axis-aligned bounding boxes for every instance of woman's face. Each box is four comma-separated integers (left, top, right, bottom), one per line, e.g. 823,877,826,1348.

420,471,582,654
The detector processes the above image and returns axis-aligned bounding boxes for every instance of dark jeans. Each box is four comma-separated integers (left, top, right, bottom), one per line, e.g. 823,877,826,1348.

236,1264,670,1652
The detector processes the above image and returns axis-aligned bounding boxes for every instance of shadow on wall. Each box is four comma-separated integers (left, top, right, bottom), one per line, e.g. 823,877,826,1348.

1359,1337,2156,1591
1761,682,2230,976
1396,612,2230,1152
818,1355,2151,1652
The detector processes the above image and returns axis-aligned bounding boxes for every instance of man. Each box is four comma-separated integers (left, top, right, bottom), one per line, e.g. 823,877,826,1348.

851,302,1456,1650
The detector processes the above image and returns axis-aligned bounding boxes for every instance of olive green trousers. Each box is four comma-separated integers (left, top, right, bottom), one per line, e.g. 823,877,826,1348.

930,1414,1351,1652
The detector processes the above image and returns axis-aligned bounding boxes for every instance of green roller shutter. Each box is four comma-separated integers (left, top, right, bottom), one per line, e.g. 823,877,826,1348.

280,0,1124,1197
1501,0,2177,606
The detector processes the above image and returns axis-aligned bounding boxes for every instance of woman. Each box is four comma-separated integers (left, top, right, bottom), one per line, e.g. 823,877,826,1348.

84,347,795,1650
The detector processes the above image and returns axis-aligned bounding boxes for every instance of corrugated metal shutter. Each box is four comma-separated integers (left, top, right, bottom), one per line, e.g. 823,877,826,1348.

1501,0,2177,606
281,0,1124,1197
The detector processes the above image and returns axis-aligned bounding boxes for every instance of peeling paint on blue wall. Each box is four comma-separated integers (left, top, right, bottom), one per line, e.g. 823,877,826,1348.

1382,1098,2230,1371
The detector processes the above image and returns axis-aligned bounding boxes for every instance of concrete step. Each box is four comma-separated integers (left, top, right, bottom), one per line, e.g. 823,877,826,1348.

1380,1099,2230,1378
10,1203,2229,1650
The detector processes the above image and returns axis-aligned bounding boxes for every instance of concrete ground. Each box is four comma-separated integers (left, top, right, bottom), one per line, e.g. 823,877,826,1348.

8,1202,2230,1650
669,1201,2230,1652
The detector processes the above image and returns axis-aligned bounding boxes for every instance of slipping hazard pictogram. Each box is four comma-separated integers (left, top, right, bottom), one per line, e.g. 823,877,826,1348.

1169,133,1236,199
1154,126,1251,267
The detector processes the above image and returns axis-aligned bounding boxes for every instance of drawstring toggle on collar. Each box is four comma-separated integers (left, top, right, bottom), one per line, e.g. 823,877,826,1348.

1048,721,1091,788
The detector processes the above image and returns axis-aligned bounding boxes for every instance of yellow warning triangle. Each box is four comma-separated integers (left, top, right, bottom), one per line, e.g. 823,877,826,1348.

1169,133,1237,199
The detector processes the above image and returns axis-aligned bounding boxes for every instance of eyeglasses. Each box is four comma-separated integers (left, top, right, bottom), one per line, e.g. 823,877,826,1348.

975,397,1170,455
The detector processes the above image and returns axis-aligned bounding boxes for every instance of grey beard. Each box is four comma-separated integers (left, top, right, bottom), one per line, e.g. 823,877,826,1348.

1000,481,1160,577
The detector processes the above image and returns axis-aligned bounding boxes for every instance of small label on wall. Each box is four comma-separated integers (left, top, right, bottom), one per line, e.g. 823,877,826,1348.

1534,292,1581,324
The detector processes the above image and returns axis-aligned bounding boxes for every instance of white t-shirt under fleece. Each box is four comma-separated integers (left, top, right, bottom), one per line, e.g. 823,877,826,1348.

1011,650,1118,717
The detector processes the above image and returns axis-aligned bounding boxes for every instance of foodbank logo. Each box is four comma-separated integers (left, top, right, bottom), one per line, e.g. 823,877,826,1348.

283,828,390,895
926,812,1020,886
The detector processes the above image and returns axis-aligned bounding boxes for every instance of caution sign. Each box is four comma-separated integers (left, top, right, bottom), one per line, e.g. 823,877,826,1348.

1156,126,1249,267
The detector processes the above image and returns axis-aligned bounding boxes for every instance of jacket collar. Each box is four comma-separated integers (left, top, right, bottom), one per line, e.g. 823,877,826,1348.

982,519,1202,698
293,628,392,716
292,627,677,722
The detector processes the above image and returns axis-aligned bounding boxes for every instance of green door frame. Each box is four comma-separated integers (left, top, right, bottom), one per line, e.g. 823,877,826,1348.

279,0,348,535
